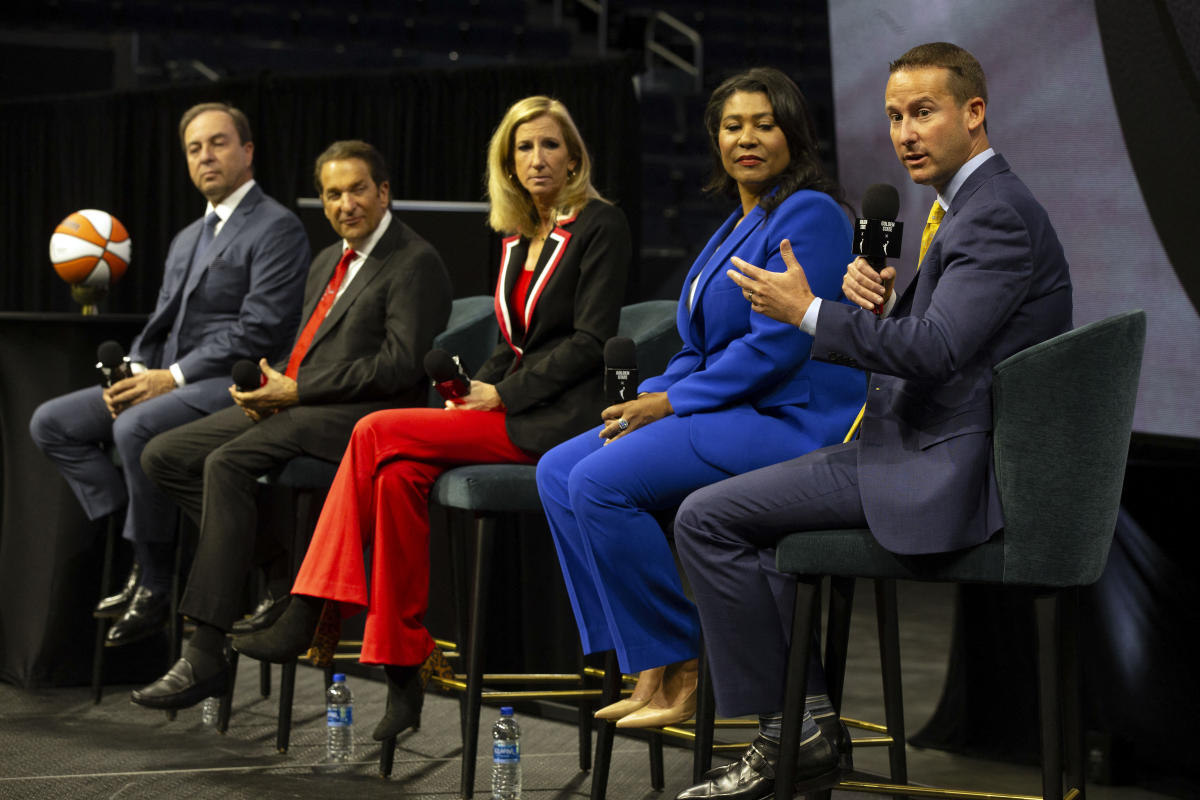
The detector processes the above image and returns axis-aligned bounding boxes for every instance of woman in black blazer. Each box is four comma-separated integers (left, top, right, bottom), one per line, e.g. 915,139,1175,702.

234,96,630,741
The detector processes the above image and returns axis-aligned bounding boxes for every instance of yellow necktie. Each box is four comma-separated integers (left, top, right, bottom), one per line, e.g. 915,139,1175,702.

842,199,946,443
918,200,946,267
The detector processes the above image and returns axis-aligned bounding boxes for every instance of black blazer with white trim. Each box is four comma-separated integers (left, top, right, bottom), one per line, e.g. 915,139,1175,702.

475,198,631,455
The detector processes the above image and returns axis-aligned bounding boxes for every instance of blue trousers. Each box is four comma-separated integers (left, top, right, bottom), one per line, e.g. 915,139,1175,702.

29,385,202,545
536,416,743,673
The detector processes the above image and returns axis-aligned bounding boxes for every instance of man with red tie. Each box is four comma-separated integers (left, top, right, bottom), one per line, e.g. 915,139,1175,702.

131,140,451,709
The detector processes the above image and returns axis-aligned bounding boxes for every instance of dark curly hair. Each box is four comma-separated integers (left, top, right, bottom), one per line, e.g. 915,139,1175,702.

703,67,844,215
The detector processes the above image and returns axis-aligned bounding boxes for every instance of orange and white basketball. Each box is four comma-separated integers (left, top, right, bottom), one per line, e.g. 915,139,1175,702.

49,209,132,287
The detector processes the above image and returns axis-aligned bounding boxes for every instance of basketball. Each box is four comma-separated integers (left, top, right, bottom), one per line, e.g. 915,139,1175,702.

49,209,132,288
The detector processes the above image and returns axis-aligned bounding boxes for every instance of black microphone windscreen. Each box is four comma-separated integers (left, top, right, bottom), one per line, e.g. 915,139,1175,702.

97,340,126,368
231,359,262,391
423,349,458,382
862,183,900,221
604,336,637,368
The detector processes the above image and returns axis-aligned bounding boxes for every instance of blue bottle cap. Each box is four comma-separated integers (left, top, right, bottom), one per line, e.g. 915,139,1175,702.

501,706,513,716
333,673,346,683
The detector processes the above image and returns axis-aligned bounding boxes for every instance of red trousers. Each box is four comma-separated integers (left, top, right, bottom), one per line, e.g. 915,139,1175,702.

292,407,536,666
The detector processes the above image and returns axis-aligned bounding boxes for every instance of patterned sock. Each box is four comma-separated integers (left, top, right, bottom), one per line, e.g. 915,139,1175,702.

758,709,819,743
808,692,836,733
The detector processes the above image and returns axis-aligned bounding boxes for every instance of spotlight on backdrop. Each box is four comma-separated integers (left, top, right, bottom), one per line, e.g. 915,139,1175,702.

49,209,132,315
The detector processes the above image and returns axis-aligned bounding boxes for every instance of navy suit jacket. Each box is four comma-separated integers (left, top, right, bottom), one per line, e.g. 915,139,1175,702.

130,183,311,413
640,189,864,476
814,154,1073,553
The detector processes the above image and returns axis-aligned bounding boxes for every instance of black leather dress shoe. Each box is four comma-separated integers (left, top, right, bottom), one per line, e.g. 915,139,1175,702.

703,718,851,782
105,586,169,647
94,562,142,618
130,657,231,710
676,733,838,799
231,594,289,635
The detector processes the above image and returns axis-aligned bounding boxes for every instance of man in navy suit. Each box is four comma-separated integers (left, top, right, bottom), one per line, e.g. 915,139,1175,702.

671,43,1072,800
29,103,310,648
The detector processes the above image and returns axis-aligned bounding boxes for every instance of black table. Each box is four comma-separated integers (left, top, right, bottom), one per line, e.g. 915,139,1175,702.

0,312,148,688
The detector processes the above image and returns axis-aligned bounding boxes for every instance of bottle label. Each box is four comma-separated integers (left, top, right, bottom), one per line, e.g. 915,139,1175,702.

493,741,519,763
327,706,353,727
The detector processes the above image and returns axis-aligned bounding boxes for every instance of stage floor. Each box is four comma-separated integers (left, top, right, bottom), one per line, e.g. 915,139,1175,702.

0,582,1173,799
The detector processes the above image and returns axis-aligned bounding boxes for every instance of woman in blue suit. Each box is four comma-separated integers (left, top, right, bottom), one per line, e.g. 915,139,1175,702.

536,68,864,728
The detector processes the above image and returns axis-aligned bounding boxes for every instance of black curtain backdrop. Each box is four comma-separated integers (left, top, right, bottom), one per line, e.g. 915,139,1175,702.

0,56,642,314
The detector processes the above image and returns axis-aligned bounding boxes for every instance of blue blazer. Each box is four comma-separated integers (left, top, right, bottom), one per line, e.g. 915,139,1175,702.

640,189,864,476
814,154,1073,553
130,183,311,414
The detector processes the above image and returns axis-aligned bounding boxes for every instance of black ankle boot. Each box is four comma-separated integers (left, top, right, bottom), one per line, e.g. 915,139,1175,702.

373,664,424,740
231,594,322,663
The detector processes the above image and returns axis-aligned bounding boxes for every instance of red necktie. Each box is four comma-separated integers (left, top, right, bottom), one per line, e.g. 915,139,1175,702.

285,248,355,379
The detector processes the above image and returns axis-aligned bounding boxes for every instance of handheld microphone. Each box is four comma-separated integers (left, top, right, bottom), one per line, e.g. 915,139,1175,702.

96,340,133,388
603,336,638,405
424,349,471,401
232,359,267,392
852,183,904,314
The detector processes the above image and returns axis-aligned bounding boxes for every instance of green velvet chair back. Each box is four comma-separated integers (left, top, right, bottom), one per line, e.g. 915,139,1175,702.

617,299,682,380
991,309,1145,586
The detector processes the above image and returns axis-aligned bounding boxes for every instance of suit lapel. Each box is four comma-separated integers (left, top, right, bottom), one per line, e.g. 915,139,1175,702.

181,184,263,300
684,205,761,339
494,235,525,355
308,221,402,350
894,155,1010,318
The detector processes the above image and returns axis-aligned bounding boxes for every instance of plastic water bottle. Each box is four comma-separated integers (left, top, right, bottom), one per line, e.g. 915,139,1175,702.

200,696,219,727
326,673,354,761
491,706,521,799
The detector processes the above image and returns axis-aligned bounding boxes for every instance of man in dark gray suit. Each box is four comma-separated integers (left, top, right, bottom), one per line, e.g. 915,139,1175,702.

29,103,310,646
672,43,1073,800
130,139,452,709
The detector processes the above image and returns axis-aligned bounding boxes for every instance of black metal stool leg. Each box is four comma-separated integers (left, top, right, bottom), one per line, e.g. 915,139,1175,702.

1035,591,1064,800
277,660,296,753
693,646,716,782
590,650,621,800
1061,589,1086,800
91,516,119,704
578,646,592,772
648,732,664,790
775,577,820,800
217,648,237,733
875,578,908,789
461,514,495,800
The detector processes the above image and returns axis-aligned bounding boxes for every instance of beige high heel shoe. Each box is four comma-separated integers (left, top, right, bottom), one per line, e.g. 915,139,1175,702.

594,665,665,720
616,658,698,728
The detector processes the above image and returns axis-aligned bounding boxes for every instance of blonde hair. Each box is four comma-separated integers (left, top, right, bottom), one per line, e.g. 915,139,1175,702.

486,96,604,237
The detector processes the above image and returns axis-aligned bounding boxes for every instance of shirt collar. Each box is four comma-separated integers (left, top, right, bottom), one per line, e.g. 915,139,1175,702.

344,210,392,259
206,178,256,222
936,148,995,210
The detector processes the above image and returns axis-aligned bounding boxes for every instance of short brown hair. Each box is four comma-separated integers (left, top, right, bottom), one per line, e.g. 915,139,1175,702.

889,42,988,107
178,102,253,150
312,140,390,194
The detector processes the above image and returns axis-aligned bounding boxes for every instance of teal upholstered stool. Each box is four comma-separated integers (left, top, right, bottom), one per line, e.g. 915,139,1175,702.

769,310,1146,800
